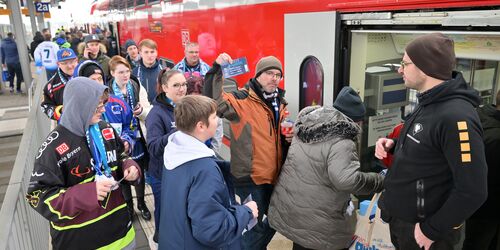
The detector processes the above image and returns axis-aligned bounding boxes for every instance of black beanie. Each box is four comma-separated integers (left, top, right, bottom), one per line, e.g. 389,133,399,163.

79,61,104,80
333,86,366,122
405,33,455,80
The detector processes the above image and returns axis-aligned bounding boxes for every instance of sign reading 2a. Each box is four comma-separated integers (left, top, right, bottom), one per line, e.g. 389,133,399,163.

35,2,50,13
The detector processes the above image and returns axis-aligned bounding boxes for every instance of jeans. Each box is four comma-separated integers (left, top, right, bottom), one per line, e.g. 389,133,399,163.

388,217,461,250
7,62,22,91
234,180,275,250
149,174,162,238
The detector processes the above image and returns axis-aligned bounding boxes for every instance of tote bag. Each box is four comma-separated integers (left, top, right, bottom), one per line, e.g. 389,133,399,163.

349,193,395,250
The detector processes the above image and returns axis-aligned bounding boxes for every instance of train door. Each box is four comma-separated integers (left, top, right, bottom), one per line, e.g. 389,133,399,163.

342,9,500,171
284,11,340,118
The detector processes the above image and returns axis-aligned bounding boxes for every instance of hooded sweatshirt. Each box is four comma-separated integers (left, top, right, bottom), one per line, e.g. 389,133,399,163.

380,72,488,241
159,131,252,249
0,37,20,65
27,77,135,250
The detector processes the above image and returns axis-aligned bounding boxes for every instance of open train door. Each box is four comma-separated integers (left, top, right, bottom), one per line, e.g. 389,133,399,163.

284,11,341,117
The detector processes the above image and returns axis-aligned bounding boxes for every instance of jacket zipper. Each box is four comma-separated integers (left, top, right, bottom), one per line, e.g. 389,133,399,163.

416,179,425,220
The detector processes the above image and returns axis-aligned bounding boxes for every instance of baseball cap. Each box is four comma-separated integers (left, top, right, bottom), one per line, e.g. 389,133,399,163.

84,34,100,44
57,48,77,62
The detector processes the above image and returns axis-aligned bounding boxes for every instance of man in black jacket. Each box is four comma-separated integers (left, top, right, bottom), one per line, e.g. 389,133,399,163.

375,33,488,250
463,90,500,250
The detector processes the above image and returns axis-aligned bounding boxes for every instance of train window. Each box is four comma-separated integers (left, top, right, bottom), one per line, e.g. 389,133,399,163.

135,0,146,7
299,56,324,110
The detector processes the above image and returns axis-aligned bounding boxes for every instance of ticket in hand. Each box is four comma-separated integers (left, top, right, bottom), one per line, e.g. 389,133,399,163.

221,57,249,78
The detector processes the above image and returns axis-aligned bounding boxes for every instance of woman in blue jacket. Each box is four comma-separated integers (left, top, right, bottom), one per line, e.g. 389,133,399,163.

146,69,187,242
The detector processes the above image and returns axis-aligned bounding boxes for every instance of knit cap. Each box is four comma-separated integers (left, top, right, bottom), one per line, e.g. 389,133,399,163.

255,56,283,78
124,39,137,50
333,86,366,122
77,61,104,82
405,33,455,80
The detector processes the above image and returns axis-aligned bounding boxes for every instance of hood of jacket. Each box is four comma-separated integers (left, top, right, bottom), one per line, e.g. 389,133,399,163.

295,105,360,144
2,37,15,45
139,58,160,71
152,92,175,110
479,104,500,129
163,131,215,170
417,71,481,108
60,77,108,136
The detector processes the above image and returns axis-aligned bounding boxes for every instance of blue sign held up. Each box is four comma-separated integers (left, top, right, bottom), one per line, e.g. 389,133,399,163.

35,2,50,13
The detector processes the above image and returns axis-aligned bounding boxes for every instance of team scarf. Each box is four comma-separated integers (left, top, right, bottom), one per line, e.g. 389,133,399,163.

262,90,279,125
112,79,138,132
85,124,111,177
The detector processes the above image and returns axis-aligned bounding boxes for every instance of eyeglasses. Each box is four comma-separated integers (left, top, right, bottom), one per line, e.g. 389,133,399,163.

170,82,188,89
94,100,107,113
400,61,414,69
264,71,283,80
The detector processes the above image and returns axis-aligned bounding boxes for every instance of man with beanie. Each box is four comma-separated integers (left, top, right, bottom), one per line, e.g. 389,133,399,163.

204,53,292,249
41,48,78,121
79,34,110,79
124,39,141,69
375,33,487,250
269,87,384,250
76,60,105,84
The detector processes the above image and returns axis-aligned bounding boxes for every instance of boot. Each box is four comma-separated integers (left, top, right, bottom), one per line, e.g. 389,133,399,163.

137,199,151,221
126,200,135,222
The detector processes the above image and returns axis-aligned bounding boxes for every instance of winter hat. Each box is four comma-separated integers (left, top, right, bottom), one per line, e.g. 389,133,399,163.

333,86,366,122
405,33,455,80
124,39,137,50
84,34,100,44
255,56,283,78
77,61,105,82
56,37,66,46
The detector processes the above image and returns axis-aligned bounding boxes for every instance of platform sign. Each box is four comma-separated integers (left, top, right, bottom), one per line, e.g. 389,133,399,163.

35,2,50,13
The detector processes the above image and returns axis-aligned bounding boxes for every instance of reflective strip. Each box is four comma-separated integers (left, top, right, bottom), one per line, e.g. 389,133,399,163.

44,189,76,220
97,226,135,250
50,203,127,230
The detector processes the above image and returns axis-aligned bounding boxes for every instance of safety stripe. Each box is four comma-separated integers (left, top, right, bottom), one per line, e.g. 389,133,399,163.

50,203,127,231
97,226,135,250
44,189,76,220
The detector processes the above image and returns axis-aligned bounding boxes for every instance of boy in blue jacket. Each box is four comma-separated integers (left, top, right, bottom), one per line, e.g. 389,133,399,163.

159,95,258,249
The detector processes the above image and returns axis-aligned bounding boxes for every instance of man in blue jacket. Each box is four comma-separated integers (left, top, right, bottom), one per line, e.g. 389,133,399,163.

1,33,23,93
159,95,258,249
132,39,163,102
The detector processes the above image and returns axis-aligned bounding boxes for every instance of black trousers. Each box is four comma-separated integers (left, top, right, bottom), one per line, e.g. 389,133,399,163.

463,218,500,250
7,62,23,90
121,156,147,203
389,217,461,250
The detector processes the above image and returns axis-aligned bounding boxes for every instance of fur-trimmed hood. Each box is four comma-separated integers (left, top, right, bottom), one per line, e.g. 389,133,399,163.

295,105,360,144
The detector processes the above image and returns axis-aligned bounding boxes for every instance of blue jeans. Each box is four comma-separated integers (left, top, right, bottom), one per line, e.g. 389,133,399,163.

235,181,276,250
149,174,162,238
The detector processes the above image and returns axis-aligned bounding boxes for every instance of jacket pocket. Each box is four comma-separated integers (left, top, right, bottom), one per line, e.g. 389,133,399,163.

416,179,425,220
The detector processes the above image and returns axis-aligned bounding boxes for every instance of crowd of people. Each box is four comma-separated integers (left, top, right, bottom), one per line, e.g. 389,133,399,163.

23,30,499,250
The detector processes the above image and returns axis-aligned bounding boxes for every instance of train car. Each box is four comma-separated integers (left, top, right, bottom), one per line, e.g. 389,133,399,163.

92,0,500,168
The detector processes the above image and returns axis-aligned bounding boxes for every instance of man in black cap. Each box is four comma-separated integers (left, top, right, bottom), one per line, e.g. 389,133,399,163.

79,34,110,78
375,33,488,250
204,53,292,249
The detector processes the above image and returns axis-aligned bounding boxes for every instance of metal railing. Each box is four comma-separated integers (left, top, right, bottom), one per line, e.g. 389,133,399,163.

0,71,51,250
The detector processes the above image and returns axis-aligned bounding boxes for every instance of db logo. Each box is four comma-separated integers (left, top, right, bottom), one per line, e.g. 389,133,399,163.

102,128,115,141
56,143,70,155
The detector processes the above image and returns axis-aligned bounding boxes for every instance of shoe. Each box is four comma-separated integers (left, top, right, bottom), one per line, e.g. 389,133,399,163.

9,87,14,93
16,90,24,95
153,231,159,243
137,202,151,221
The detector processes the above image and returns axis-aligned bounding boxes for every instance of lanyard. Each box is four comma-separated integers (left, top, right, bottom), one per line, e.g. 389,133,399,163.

112,80,138,131
85,124,111,177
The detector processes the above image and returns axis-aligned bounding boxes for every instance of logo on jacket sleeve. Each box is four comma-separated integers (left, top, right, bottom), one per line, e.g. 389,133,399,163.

56,143,70,155
102,128,115,140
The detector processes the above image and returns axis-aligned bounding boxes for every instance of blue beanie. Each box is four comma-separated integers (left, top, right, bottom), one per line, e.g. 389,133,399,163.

124,39,137,50
333,86,366,122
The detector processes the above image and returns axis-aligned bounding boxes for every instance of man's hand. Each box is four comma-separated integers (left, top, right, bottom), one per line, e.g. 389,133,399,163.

283,128,293,143
374,138,395,159
96,179,113,201
83,46,93,59
244,201,259,219
415,223,434,250
123,165,139,181
215,53,233,65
